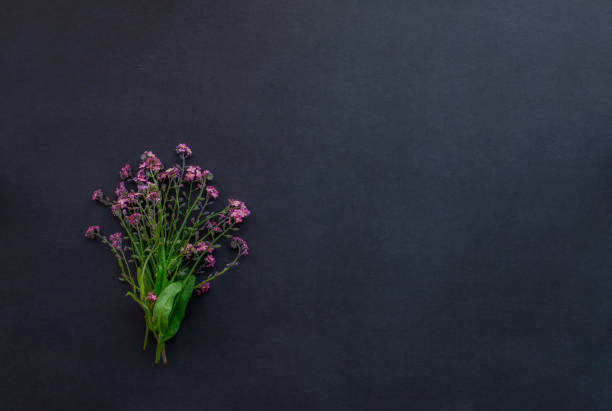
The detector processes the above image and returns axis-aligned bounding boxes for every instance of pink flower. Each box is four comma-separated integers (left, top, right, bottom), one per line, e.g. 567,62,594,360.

181,243,195,259
195,282,210,296
119,164,131,179
202,169,213,180
91,189,103,201
137,182,154,192
195,241,213,254
206,220,222,232
109,232,122,249
134,170,148,184
205,185,219,199
139,151,163,172
230,236,249,255
128,192,141,203
184,165,202,182
117,197,129,209
227,199,251,223
158,167,180,180
146,191,160,203
85,225,100,238
127,212,141,226
228,199,244,208
111,204,122,216
204,254,215,267
176,143,192,158
228,207,250,223
146,291,157,302
115,182,127,197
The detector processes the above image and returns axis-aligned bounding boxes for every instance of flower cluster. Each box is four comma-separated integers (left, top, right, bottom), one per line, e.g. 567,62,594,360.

195,282,210,296
146,191,160,203
127,212,141,226
176,143,192,158
230,236,249,255
119,164,131,179
139,151,163,172
145,292,157,304
184,165,200,182
115,182,127,197
180,240,214,260
109,232,122,249
205,185,219,199
228,199,251,223
91,189,103,201
85,143,251,364
206,219,222,232
204,254,215,268
158,167,180,181
85,225,100,238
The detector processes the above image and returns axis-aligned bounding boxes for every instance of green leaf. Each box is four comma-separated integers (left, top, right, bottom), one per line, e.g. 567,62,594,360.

152,282,182,335
163,275,195,342
154,265,168,295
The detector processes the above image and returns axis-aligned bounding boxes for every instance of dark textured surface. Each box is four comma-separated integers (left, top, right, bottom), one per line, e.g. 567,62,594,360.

2,1,612,409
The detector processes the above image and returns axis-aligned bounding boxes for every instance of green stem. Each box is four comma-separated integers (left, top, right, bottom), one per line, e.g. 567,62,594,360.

194,251,240,289
155,337,166,364
143,325,149,350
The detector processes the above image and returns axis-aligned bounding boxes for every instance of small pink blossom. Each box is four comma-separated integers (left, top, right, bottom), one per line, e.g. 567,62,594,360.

117,197,129,209
127,212,141,226
195,282,210,296
204,254,215,267
176,143,192,158
109,232,122,249
181,243,195,259
139,151,163,172
85,225,100,238
195,241,213,254
228,199,244,208
111,204,122,216
128,192,141,203
119,164,131,179
146,291,157,302
92,189,103,201
206,220,222,232
115,182,127,197
202,169,213,180
146,191,160,203
137,182,155,192
230,236,249,255
205,185,219,199
134,170,148,184
184,165,202,182
227,199,251,223
158,167,180,180
228,207,250,223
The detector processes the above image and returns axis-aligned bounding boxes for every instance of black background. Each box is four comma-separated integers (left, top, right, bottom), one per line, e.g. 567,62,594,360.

2,1,612,410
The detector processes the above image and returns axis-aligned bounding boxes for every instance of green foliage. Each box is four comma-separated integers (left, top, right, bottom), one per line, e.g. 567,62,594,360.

153,282,183,335
164,275,195,342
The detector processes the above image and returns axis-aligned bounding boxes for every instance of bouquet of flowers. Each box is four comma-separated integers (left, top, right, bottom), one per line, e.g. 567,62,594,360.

85,144,250,364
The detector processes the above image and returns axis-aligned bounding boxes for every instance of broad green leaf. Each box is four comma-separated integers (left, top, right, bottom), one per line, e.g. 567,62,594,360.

154,265,168,295
163,275,195,342
152,282,182,335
